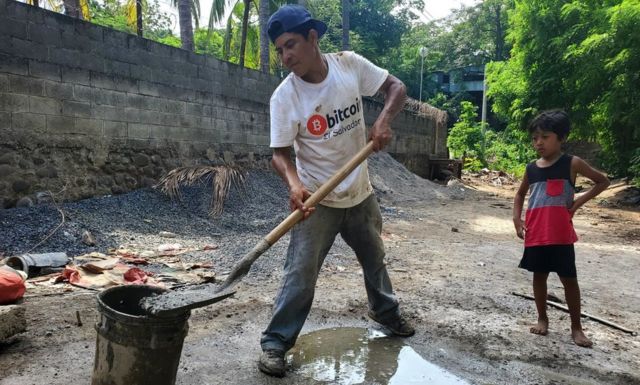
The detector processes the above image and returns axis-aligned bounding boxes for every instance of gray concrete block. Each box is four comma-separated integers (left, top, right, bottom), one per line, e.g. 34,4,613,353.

128,123,153,139
73,84,92,102
0,17,28,40
8,74,44,96
0,93,29,113
0,112,9,130
10,36,48,61
0,305,26,341
62,67,90,86
164,100,186,114
45,80,74,100
0,74,7,92
27,23,61,46
104,60,130,78
0,53,29,76
46,115,74,133
29,96,62,115
103,28,129,49
129,64,155,82
111,76,138,94
74,20,103,42
49,49,103,73
104,121,127,138
92,105,125,121
12,112,46,132
92,88,127,107
75,117,103,136
61,29,93,53
29,60,61,81
63,100,91,117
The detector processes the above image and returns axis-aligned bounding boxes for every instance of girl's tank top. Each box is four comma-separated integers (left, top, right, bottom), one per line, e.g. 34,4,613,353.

524,154,578,247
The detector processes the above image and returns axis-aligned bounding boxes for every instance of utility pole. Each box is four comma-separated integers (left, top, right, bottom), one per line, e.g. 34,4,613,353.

418,47,427,102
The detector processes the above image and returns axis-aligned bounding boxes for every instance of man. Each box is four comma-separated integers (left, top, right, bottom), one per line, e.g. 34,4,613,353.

259,4,414,377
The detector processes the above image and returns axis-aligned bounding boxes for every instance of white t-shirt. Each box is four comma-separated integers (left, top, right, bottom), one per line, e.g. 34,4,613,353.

270,51,388,208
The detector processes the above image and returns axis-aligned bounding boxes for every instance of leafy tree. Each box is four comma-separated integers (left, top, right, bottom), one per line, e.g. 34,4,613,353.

447,101,486,169
488,0,640,179
90,0,174,41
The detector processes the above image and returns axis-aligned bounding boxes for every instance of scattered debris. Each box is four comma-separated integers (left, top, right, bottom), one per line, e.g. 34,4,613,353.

512,292,636,335
5,252,70,278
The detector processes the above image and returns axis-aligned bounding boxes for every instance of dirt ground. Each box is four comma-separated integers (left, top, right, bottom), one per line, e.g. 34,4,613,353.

1,173,639,385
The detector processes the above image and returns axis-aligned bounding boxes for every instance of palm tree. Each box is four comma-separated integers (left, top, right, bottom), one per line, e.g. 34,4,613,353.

26,0,89,19
259,0,270,73
173,0,200,51
238,0,252,66
341,0,350,50
209,0,259,67
125,0,144,36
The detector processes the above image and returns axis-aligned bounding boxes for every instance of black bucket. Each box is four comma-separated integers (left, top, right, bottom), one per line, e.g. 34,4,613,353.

92,285,191,385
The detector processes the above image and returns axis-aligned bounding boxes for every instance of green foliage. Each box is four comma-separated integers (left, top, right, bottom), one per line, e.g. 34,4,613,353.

487,0,640,179
89,0,174,40
194,28,225,57
447,101,486,170
485,129,535,177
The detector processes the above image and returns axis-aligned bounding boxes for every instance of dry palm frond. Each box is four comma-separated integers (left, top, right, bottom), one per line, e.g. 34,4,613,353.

155,165,247,216
404,98,448,128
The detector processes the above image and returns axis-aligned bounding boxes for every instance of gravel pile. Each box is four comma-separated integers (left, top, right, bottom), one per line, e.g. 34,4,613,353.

0,153,467,281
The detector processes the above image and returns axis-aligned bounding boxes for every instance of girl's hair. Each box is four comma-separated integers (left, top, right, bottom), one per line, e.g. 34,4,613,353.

528,109,571,140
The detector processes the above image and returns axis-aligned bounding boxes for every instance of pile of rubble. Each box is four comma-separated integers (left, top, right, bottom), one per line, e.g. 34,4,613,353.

463,168,518,187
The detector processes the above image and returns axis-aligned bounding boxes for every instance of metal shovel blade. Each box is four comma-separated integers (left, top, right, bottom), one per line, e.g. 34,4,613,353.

141,284,236,317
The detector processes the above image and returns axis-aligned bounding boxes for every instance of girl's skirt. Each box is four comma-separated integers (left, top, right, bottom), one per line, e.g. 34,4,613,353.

519,244,576,278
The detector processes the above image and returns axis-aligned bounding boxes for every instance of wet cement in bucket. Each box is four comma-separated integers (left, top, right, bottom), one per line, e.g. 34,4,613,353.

287,327,470,385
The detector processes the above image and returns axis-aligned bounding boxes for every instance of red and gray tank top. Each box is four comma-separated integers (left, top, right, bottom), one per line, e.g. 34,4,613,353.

524,154,578,247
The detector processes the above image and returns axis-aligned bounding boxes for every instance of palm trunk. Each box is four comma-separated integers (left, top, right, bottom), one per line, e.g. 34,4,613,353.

178,0,195,51
341,0,350,50
63,0,83,19
136,0,143,37
259,0,270,73
238,0,251,67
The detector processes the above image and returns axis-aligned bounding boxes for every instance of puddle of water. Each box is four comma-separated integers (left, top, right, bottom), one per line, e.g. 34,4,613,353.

287,327,470,385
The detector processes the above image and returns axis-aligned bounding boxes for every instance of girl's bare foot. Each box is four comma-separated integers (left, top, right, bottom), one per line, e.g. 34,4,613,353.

530,319,548,335
572,328,593,347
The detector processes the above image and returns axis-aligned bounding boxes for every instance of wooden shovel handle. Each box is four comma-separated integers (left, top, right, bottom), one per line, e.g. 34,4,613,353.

264,141,375,245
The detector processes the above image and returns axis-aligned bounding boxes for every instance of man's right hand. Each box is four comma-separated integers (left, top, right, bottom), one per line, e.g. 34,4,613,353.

289,184,315,220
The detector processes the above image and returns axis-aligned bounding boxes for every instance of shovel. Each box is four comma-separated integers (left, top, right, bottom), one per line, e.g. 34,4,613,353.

142,141,376,317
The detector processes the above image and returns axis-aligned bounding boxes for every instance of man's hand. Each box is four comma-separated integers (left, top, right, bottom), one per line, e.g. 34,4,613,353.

370,74,406,152
369,118,392,152
289,183,315,220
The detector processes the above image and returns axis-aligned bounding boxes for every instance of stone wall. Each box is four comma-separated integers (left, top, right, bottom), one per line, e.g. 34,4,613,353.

0,0,446,208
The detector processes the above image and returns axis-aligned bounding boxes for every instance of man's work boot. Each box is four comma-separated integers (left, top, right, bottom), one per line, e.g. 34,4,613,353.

258,349,286,377
368,311,415,337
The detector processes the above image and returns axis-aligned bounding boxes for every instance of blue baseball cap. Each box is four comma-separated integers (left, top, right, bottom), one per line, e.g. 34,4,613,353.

267,5,328,43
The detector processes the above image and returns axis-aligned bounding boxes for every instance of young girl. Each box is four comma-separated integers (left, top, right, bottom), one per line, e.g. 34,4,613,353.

513,110,610,347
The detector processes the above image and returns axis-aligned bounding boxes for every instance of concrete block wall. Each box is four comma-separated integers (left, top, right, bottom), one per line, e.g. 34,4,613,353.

0,0,446,207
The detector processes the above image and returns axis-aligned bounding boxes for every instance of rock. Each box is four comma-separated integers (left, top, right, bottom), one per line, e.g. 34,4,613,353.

0,305,26,342
451,227,459,232
16,197,34,208
159,231,177,238
35,191,54,204
81,230,96,246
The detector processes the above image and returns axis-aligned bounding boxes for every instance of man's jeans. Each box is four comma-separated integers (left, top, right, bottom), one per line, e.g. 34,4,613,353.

260,194,400,352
